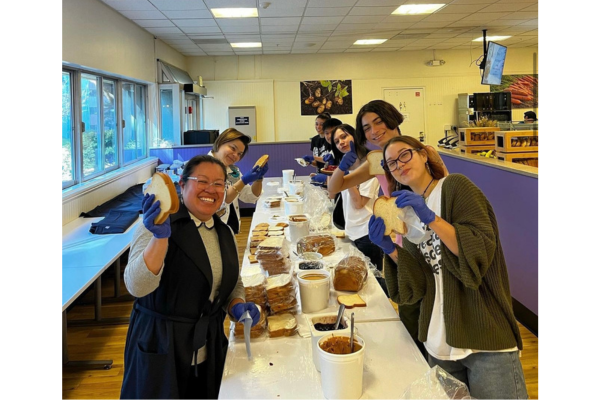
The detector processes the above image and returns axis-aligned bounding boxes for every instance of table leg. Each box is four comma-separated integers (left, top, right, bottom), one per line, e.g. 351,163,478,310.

62,311,113,370
114,259,121,298
95,276,102,321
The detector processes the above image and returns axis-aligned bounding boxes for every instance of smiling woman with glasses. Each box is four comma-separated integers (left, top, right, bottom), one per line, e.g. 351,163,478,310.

121,154,261,399
367,136,528,399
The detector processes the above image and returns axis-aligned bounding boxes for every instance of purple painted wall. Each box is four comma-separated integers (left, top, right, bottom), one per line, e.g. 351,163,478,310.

440,155,538,316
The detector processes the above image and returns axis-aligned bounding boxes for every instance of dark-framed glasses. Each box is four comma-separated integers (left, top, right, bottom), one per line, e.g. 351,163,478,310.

383,148,420,172
187,176,226,192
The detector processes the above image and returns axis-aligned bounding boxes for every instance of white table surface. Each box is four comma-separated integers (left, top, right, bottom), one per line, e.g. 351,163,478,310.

62,216,141,310
220,180,428,398
220,320,429,399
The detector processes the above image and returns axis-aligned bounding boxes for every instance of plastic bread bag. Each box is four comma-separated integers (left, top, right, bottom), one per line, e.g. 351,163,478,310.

332,246,370,292
397,205,429,245
402,365,475,399
266,273,299,315
242,273,268,311
260,257,292,276
229,304,268,342
304,183,333,232
296,233,337,257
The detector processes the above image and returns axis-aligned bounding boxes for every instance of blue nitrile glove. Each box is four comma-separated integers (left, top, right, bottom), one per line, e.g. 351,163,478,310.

231,302,261,327
322,153,335,165
258,162,269,178
338,141,358,172
392,190,436,225
302,154,315,164
311,173,328,184
142,193,171,239
368,216,396,255
241,165,262,185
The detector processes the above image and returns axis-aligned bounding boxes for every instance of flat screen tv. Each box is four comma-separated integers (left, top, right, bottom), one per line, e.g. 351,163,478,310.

183,130,219,145
481,41,507,85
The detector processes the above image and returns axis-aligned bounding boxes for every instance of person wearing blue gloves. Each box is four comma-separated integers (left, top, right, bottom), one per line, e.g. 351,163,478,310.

121,155,260,399
368,136,527,399
209,128,269,234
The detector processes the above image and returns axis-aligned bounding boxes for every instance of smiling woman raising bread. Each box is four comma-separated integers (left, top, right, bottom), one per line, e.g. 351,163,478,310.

121,155,261,399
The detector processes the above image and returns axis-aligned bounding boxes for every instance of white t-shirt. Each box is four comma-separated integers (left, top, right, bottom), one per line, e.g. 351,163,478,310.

341,176,380,241
421,177,517,360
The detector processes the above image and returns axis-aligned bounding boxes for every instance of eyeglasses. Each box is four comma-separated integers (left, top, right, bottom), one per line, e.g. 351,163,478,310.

383,148,420,172
187,176,226,192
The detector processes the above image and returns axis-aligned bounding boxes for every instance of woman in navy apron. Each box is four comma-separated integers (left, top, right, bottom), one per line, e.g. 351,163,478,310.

120,155,260,399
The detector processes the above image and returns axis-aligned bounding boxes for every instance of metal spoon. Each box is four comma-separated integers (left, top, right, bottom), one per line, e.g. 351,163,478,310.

350,312,355,353
334,304,346,330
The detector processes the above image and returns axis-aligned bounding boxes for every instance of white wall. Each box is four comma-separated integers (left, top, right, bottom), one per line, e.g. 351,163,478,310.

187,47,538,145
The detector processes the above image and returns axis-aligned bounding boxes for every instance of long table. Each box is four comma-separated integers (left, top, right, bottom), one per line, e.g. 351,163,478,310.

62,216,140,369
219,177,429,399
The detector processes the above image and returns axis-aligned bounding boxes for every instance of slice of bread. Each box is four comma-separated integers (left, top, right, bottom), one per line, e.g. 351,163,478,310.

143,172,179,224
373,196,407,235
337,294,366,308
267,313,298,337
254,154,269,168
367,150,385,176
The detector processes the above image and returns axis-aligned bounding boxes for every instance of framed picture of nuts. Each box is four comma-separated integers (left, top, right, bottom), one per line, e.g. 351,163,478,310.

300,80,353,115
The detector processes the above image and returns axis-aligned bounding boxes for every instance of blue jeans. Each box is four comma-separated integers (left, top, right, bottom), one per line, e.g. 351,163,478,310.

427,351,528,399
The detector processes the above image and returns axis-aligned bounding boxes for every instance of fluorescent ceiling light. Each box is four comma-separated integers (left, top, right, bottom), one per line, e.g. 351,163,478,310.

392,4,445,15
211,8,258,18
354,39,387,45
231,42,262,48
472,36,511,42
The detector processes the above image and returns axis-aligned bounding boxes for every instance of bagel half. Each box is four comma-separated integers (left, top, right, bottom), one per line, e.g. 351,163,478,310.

254,154,269,168
143,172,179,224
373,196,407,236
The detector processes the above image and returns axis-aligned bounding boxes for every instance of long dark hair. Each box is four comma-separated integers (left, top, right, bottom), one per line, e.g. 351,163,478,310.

382,136,445,195
355,100,404,146
331,124,369,165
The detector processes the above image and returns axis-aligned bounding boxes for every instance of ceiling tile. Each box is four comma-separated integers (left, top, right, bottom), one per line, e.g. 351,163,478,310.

226,34,262,42
102,0,155,11
134,19,175,28
261,25,299,33
217,18,259,28
371,48,399,52
348,6,397,16
203,0,256,8
342,16,388,24
479,3,530,13
345,48,373,52
304,7,351,17
258,8,306,17
261,35,296,42
219,26,261,34
308,0,356,6
120,10,166,19
263,50,293,54
163,38,196,45
204,51,236,55
422,13,467,23
180,26,223,34
172,19,218,27
260,17,302,26
501,12,538,20
197,44,233,50
149,0,207,10
145,27,184,34
460,12,511,22
162,10,213,19
301,16,344,25
437,4,488,14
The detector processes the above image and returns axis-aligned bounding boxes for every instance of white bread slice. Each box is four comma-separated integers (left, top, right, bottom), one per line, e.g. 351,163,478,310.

337,294,366,308
367,150,385,176
254,154,269,168
267,313,298,337
143,172,179,224
373,196,407,235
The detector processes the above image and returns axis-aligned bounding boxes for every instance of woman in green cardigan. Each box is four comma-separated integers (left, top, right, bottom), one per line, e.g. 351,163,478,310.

368,135,528,399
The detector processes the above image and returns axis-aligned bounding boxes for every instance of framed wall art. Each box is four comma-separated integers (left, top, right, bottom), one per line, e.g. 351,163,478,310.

300,80,353,115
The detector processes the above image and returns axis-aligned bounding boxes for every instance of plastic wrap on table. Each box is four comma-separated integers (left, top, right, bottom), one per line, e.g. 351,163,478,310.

260,257,292,276
263,196,283,209
257,236,286,251
402,365,475,399
256,239,289,261
231,305,268,340
242,273,268,311
296,233,336,256
266,273,298,315
332,246,370,292
303,184,333,232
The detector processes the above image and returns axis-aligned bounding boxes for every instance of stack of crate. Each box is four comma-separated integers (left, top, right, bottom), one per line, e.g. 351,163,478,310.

457,127,500,155
495,130,538,167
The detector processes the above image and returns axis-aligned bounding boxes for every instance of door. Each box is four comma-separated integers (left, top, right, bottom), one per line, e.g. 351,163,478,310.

383,88,426,143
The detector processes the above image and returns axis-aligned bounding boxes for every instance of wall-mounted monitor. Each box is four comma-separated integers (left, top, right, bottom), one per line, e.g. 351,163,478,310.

481,41,507,85
183,130,219,145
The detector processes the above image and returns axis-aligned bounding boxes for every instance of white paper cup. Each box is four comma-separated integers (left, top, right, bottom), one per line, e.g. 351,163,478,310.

284,198,304,215
318,333,365,399
282,169,294,190
308,313,351,372
289,180,305,196
298,270,331,315
288,214,310,244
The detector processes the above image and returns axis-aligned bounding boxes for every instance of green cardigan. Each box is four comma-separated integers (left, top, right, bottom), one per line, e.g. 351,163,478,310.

383,173,523,351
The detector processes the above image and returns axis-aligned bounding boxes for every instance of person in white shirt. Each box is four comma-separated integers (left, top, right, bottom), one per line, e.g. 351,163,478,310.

209,128,269,234
330,124,387,296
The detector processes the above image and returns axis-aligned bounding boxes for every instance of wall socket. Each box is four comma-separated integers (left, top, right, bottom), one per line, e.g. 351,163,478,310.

444,124,452,131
